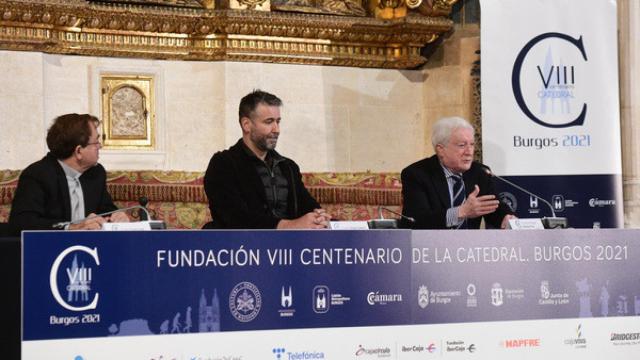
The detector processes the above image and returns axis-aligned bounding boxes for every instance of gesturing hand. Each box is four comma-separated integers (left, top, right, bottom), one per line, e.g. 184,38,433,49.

458,185,500,220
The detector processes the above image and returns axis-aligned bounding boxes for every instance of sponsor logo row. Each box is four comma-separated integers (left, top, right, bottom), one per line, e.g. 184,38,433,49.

70,327,640,360
499,193,617,215
190,280,634,325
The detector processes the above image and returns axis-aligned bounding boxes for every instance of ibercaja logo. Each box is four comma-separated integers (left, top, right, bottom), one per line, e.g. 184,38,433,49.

49,245,101,312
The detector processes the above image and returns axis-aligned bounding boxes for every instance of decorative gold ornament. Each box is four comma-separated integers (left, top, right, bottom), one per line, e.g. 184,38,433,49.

100,75,155,150
87,0,212,9
405,0,422,10
415,0,457,17
272,0,366,17
227,0,270,11
0,0,457,69
369,0,407,20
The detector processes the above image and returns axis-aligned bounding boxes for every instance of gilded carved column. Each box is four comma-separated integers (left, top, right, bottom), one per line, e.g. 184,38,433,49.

619,0,640,227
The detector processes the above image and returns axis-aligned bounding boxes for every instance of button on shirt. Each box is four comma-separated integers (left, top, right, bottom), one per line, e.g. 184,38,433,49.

442,165,466,228
58,160,85,222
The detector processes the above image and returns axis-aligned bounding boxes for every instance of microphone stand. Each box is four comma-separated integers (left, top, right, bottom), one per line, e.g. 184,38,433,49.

482,167,567,229
53,201,165,230
367,207,415,229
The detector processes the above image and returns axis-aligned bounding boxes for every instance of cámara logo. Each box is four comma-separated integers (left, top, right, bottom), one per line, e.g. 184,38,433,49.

367,291,402,305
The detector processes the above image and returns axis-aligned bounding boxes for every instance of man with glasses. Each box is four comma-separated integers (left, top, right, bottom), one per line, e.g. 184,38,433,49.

400,116,514,229
9,113,129,234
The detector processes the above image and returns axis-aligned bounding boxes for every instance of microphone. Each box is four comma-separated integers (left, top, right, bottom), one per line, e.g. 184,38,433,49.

52,203,152,229
481,166,568,229
139,196,149,221
380,206,415,223
367,206,415,229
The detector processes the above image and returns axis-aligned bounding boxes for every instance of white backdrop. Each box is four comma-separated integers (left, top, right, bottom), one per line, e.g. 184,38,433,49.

480,0,623,227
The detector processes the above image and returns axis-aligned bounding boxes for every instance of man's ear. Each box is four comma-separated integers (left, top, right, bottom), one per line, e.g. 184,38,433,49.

240,117,252,133
435,143,444,156
70,145,84,162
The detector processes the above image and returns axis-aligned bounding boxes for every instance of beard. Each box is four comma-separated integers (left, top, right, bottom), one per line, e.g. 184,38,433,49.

251,132,278,152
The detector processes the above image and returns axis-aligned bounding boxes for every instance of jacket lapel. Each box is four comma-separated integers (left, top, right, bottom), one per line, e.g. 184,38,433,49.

462,166,476,197
51,156,72,220
427,156,451,208
231,141,267,203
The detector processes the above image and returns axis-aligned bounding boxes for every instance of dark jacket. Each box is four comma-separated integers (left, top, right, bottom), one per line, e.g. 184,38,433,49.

203,139,320,229
401,154,512,229
9,153,117,235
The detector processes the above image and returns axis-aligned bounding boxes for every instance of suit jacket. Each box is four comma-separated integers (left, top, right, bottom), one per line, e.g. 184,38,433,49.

9,153,117,235
203,139,320,229
401,154,511,229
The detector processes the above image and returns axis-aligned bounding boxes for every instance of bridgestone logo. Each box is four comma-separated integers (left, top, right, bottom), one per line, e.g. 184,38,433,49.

611,333,640,341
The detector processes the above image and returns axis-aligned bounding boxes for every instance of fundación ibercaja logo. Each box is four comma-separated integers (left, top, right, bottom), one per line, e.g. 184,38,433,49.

49,245,101,311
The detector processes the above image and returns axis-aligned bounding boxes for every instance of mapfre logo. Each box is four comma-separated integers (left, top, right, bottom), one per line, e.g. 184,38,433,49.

500,338,541,348
49,245,100,311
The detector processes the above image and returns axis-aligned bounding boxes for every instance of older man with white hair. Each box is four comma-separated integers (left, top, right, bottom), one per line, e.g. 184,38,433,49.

401,116,514,229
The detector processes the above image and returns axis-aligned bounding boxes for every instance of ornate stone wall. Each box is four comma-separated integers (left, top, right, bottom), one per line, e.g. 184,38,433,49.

0,51,427,172
619,0,640,227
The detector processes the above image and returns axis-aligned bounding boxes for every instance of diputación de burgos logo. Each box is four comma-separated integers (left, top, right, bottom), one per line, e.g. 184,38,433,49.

229,281,262,322
49,245,100,312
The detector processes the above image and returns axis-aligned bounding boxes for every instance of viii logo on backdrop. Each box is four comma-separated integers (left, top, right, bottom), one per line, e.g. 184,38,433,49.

49,245,100,312
512,32,588,129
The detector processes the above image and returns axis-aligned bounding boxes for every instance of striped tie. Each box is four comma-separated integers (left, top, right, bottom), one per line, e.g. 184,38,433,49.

451,175,467,229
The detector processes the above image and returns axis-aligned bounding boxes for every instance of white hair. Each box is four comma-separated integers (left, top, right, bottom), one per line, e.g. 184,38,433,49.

431,116,475,150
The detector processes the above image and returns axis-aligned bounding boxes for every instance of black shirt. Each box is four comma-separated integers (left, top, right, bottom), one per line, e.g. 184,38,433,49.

242,143,290,218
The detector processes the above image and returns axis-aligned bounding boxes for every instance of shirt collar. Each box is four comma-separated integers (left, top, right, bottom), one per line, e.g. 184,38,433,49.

240,139,285,164
58,160,82,180
439,161,462,179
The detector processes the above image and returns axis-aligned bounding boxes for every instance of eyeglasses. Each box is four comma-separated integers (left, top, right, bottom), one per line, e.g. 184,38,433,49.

85,140,102,147
451,142,475,150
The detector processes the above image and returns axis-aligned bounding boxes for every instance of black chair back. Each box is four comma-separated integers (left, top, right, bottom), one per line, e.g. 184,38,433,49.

0,222,11,237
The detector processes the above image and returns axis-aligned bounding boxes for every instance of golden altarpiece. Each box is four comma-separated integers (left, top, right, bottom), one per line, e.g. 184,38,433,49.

0,0,458,69
0,0,458,149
